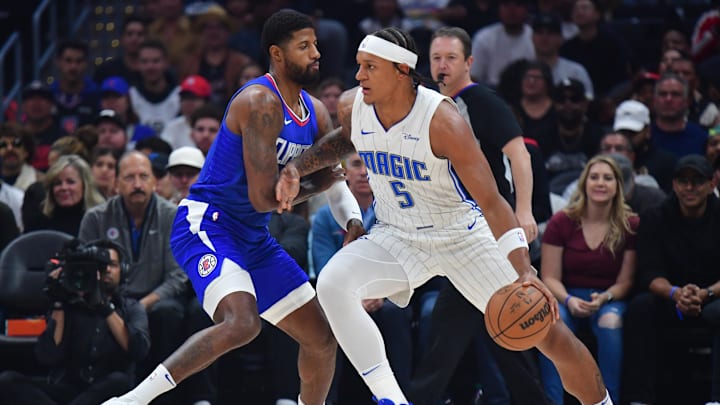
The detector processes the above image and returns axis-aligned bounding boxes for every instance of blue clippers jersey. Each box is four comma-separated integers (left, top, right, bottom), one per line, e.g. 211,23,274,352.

188,73,318,231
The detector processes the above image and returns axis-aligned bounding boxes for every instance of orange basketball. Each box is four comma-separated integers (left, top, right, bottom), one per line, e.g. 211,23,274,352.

484,283,552,351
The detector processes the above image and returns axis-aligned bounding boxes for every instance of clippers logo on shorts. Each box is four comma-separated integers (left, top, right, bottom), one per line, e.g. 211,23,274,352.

198,254,218,277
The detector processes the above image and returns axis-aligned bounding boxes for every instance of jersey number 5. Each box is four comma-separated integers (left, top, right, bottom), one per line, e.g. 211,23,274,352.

389,180,415,208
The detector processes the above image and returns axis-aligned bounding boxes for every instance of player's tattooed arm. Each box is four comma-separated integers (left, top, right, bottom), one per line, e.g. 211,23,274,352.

233,86,286,212
276,89,357,210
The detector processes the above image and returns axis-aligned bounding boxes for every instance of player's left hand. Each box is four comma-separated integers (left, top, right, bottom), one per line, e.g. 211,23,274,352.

343,218,365,246
517,270,559,323
276,165,301,213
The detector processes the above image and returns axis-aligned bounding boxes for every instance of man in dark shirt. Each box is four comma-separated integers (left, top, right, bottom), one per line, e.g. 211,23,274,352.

623,155,720,404
0,240,150,404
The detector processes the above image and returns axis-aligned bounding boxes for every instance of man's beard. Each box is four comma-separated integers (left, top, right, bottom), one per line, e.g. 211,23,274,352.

287,61,319,86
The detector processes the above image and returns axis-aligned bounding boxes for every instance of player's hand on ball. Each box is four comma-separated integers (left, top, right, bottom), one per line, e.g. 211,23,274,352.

276,165,300,213
516,271,558,322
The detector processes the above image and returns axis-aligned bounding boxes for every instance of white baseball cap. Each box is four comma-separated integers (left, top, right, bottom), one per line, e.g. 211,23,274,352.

613,100,650,132
167,146,205,170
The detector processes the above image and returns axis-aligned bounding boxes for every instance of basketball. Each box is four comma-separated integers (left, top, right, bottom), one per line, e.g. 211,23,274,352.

484,283,552,351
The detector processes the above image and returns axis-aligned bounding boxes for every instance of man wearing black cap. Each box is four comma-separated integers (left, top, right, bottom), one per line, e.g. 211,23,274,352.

531,12,594,99
545,78,604,192
623,154,720,405
21,80,68,171
96,110,129,154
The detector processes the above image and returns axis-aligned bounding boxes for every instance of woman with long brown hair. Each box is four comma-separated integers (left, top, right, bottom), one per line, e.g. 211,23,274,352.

538,154,639,404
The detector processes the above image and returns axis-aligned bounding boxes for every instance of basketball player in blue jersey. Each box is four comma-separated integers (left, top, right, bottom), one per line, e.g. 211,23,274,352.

104,10,364,405
276,28,614,405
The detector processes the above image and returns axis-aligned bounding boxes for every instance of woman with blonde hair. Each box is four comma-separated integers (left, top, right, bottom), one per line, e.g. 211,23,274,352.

23,154,105,236
538,154,639,404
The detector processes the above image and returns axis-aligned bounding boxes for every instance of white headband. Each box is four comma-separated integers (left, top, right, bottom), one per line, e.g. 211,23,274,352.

358,35,418,69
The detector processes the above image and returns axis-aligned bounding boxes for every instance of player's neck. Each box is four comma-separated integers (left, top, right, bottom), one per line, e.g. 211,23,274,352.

374,88,417,129
268,72,303,113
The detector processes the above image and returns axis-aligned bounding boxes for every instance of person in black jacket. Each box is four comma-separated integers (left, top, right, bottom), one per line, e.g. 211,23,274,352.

623,155,720,404
0,240,150,405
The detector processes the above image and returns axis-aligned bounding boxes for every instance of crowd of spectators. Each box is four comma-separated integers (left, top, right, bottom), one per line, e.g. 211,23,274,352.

1,0,720,404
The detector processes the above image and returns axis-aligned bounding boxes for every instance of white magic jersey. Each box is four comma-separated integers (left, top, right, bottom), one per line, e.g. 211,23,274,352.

351,85,482,233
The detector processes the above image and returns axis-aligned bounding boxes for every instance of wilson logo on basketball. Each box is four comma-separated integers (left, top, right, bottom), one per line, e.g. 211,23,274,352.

519,302,551,330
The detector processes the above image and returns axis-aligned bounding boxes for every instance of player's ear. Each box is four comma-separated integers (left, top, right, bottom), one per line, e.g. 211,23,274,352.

269,44,283,64
397,63,410,77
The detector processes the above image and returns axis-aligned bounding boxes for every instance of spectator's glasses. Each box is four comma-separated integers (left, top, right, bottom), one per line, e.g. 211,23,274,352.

554,94,584,104
674,176,708,187
0,138,22,149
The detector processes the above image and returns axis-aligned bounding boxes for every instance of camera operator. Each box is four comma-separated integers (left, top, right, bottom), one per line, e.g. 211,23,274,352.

0,240,150,405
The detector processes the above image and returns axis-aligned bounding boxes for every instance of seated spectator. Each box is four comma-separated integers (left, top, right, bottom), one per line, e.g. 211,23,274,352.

671,56,720,129
236,62,263,88
50,39,99,134
93,15,148,87
99,76,156,145
470,0,535,88
513,61,558,157
178,5,253,104
95,110,130,154
559,0,631,97
160,75,211,150
147,0,197,69
23,154,105,236
166,146,205,204
0,178,23,232
545,79,603,193
20,81,68,171
47,135,92,168
0,240,150,404
532,12,594,98
650,73,708,159
91,147,122,199
0,123,44,191
614,99,677,193
129,40,181,134
623,155,720,405
540,154,638,404
188,104,222,155
315,77,345,129
0,201,19,252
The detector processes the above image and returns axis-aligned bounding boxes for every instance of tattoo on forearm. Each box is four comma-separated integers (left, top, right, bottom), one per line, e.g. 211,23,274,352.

294,134,356,176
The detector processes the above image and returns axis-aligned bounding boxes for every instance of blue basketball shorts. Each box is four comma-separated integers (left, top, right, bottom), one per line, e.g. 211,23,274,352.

170,199,313,324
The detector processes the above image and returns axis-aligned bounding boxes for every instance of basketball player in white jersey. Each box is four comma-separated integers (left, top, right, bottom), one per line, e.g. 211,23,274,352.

276,27,612,405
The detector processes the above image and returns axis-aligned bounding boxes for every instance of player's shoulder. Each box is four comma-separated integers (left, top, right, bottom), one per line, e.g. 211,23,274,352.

339,86,360,108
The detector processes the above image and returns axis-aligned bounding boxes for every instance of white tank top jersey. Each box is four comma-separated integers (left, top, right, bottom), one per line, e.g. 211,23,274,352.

351,85,483,233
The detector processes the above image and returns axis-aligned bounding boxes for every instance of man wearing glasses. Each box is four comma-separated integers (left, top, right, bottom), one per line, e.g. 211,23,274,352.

0,123,44,191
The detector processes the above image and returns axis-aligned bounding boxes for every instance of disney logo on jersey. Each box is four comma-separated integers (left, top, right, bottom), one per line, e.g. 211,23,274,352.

402,133,419,141
276,138,311,165
358,151,430,182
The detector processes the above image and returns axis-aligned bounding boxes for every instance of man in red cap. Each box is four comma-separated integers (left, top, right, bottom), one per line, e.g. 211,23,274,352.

160,75,212,150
